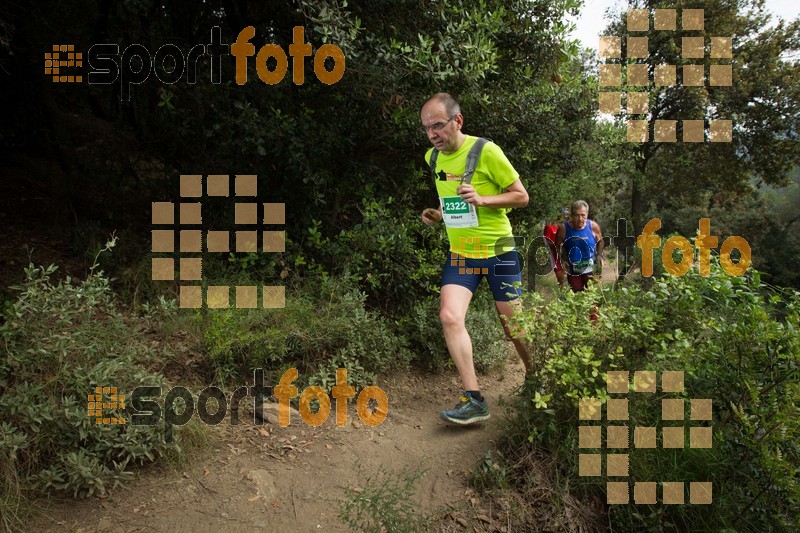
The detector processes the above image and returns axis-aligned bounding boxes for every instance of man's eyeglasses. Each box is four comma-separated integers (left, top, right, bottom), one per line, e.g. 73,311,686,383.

420,116,456,134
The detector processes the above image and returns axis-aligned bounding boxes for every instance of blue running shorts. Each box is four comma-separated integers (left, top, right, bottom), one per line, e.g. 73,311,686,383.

441,250,523,302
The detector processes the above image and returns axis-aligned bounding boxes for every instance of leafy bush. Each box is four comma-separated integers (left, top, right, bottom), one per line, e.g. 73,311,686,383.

292,197,447,315
400,288,513,373
0,252,183,528
201,274,413,389
204,197,513,384
490,258,800,530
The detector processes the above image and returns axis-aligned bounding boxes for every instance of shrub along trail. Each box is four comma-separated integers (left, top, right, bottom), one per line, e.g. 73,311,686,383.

28,361,529,532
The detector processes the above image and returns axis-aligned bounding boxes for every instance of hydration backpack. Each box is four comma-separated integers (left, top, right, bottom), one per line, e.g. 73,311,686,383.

428,137,490,184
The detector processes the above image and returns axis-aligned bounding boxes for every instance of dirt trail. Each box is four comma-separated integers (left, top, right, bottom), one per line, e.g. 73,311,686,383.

29,360,527,532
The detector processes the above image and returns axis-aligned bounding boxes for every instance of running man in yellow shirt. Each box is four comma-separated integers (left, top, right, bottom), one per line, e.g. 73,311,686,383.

420,93,532,424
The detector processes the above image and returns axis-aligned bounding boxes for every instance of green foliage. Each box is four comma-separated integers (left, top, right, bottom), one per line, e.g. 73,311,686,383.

4,0,596,280
400,288,511,373
602,0,800,234
0,252,184,521
338,466,429,532
292,197,447,314
201,274,413,389
655,168,800,290
493,258,800,530
472,449,510,491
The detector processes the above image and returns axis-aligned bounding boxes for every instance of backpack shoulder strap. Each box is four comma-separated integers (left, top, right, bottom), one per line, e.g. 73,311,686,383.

462,137,490,185
429,149,440,181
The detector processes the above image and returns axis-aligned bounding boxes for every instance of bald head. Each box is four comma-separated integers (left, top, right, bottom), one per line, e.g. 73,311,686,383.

423,93,461,117
420,92,465,154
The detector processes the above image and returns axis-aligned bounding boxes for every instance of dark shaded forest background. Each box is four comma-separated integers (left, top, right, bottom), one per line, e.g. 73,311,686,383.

1,0,798,295
0,0,597,298
1,0,799,292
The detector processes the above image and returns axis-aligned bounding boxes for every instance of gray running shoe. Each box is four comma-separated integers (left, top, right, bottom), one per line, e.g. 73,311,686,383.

440,392,490,425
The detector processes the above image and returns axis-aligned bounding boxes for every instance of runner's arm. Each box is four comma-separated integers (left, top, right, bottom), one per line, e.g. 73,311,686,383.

592,221,605,265
457,179,529,208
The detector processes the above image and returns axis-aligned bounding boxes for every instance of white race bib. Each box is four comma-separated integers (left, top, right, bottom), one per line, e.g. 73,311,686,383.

440,196,478,228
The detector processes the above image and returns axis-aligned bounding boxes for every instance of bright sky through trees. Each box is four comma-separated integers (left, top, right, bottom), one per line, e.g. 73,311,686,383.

570,0,800,51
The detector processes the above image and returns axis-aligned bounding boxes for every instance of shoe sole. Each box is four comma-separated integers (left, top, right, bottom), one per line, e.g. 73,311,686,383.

439,412,491,425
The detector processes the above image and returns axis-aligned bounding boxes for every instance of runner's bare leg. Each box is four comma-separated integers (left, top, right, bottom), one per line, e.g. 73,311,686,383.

440,284,479,391
495,299,533,375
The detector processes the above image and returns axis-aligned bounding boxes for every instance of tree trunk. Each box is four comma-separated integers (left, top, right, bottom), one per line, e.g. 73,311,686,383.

619,161,646,281
631,170,644,235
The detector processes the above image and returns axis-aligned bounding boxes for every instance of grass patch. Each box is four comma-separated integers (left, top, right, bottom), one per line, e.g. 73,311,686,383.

338,466,429,532
0,241,207,528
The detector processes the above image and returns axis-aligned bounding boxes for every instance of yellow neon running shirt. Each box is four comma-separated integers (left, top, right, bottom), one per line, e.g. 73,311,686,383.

425,136,520,258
